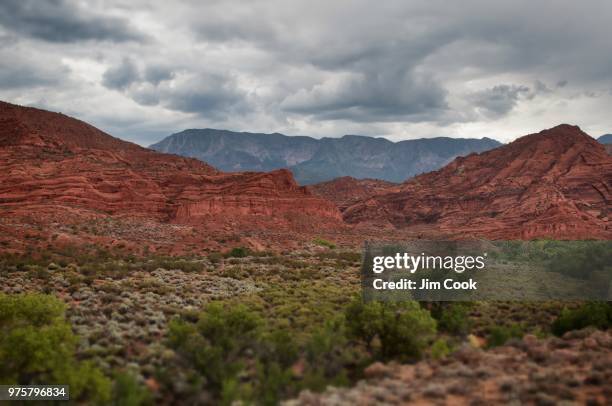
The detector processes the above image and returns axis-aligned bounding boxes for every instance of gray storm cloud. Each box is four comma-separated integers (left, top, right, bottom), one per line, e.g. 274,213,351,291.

0,0,610,144
0,0,144,43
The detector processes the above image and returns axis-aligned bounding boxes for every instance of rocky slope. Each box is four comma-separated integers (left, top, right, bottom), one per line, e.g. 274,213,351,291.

344,125,612,239
0,101,341,234
149,129,501,184
309,177,398,210
288,329,612,405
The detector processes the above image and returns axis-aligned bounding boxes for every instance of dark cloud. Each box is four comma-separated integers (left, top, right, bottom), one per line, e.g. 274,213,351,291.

100,57,246,117
469,85,531,118
120,70,249,118
282,69,449,122
144,66,175,85
0,0,144,43
161,74,249,118
102,58,140,90
182,1,612,126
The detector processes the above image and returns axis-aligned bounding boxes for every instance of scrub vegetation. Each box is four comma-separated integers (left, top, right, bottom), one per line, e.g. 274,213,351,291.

0,245,609,404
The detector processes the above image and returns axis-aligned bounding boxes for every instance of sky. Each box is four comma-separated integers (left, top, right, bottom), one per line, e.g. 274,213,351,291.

0,0,611,146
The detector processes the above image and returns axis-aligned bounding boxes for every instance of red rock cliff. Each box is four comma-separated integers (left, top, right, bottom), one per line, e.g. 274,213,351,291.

344,125,612,239
309,177,398,211
0,101,341,228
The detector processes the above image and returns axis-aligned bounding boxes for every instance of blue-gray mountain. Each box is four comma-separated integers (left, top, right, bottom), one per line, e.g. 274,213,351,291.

598,134,612,144
149,129,502,184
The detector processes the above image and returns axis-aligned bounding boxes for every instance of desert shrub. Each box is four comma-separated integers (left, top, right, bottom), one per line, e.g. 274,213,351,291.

168,302,278,404
432,303,472,336
551,302,612,336
312,238,336,249
431,338,451,359
0,294,111,403
225,247,251,258
111,371,153,406
208,252,223,264
251,361,293,406
261,330,299,367
486,323,524,347
301,318,355,391
142,257,203,273
345,298,437,361
547,241,611,280
167,303,262,390
167,299,362,404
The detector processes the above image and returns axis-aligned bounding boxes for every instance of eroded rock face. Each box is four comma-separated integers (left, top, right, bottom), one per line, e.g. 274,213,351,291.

0,101,341,229
309,177,398,211
344,125,612,239
171,169,342,223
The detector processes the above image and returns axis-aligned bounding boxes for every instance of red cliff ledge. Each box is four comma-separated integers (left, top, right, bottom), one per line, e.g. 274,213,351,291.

344,125,612,239
309,177,398,211
0,101,341,229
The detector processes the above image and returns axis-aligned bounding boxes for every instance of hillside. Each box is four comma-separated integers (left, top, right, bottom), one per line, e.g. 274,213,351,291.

0,101,342,251
309,177,398,210
344,125,612,239
149,129,501,184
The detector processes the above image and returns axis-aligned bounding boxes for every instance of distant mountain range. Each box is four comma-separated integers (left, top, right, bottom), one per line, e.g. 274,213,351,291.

149,129,502,184
598,134,612,144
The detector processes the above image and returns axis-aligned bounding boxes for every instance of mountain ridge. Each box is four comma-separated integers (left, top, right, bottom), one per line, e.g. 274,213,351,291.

0,101,342,252
598,133,612,144
149,128,502,184
343,124,612,239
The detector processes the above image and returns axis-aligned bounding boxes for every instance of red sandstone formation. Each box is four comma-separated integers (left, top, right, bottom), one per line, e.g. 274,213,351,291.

344,125,612,239
2,100,609,247
309,177,398,210
0,101,341,230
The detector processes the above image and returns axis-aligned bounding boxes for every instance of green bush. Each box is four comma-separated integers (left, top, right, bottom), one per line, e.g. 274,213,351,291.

167,300,361,404
225,247,251,258
486,324,524,348
434,303,472,336
111,372,152,406
547,241,612,280
169,302,298,404
0,294,111,403
312,238,336,249
167,303,262,390
302,318,353,391
430,338,451,359
551,302,612,336
345,298,437,361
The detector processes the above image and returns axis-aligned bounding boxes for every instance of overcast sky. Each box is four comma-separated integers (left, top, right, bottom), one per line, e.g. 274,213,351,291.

1,0,611,145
